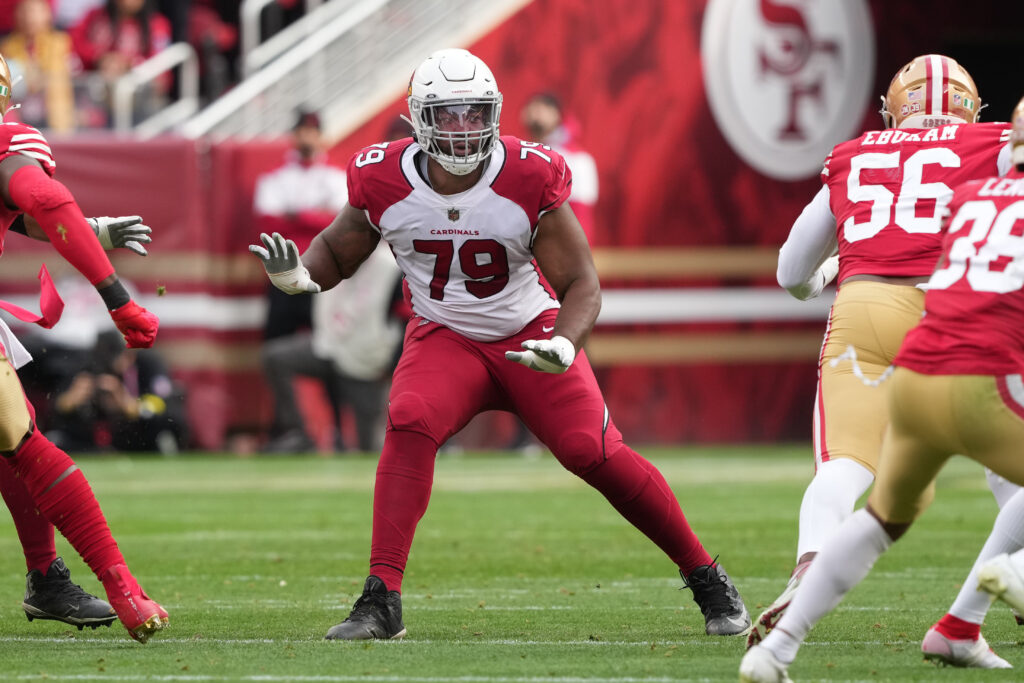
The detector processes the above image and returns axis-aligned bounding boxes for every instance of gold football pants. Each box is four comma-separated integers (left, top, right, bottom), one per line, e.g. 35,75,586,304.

870,370,1024,523
814,281,925,473
0,350,31,453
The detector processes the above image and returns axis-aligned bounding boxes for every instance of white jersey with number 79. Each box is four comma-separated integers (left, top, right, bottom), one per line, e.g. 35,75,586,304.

345,136,572,342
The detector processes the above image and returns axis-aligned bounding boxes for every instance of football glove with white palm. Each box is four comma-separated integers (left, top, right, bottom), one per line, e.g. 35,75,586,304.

87,215,152,256
249,232,321,294
505,335,576,374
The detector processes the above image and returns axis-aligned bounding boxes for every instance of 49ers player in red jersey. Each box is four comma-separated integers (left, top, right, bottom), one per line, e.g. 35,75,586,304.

746,54,1017,667
742,94,1024,682
0,53,167,643
250,48,750,639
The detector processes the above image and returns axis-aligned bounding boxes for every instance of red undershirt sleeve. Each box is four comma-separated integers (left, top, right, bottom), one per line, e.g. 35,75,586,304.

8,164,115,285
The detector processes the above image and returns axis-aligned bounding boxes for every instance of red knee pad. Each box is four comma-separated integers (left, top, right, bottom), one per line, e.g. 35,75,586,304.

386,392,440,441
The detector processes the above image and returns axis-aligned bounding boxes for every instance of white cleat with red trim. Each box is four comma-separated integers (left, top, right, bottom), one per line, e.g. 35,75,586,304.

921,627,1011,668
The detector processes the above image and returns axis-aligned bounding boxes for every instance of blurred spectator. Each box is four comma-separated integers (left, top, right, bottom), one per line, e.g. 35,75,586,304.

53,0,103,30
47,329,187,454
69,0,171,127
154,0,186,42
186,0,236,101
254,108,348,450
503,94,600,455
0,0,77,132
263,242,405,453
521,93,599,242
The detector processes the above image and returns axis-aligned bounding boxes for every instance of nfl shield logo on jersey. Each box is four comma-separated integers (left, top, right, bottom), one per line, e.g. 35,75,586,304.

447,208,460,222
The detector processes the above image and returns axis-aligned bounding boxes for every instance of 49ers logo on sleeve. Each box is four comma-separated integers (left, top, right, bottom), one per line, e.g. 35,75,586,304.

701,0,873,180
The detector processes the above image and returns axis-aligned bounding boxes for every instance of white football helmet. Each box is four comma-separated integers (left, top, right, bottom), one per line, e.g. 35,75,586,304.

403,49,502,176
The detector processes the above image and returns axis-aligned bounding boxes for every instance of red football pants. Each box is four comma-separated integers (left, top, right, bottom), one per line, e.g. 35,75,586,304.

369,311,712,591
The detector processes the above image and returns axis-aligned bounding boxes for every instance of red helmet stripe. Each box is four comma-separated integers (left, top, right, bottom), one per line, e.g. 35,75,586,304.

927,55,945,116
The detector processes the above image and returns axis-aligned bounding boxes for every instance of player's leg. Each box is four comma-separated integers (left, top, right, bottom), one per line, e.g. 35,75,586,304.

920,374,1024,667
260,331,318,452
0,459,118,629
0,353,166,642
967,376,1024,622
345,375,388,452
498,318,748,636
748,283,921,648
922,488,1024,667
325,321,497,640
741,369,960,681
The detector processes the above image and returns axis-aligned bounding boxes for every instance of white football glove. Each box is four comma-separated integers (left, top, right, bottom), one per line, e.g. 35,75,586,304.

505,335,576,374
88,215,152,256
788,255,840,301
248,231,321,294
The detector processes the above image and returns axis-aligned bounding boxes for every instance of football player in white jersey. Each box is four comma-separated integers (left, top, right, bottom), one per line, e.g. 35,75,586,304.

251,48,750,640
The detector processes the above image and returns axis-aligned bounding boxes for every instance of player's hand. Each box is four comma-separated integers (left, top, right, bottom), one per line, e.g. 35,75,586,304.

110,300,159,349
505,335,576,374
249,232,321,294
88,216,152,256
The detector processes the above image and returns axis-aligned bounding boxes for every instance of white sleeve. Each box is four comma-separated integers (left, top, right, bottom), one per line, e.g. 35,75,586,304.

777,184,839,300
997,141,1012,177
565,151,598,205
326,169,350,213
253,170,288,215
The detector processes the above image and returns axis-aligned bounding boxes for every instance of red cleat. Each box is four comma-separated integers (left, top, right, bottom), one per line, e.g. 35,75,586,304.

100,564,168,643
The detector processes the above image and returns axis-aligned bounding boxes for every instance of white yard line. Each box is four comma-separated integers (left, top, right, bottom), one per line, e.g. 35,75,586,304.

0,635,1016,648
12,676,712,683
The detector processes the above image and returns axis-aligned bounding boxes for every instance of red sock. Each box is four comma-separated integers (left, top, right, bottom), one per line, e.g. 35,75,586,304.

8,430,125,577
579,445,713,575
369,429,436,593
0,459,56,573
935,613,981,640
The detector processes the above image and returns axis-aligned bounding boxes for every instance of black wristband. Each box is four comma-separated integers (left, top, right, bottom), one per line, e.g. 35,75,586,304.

9,215,26,236
97,280,131,311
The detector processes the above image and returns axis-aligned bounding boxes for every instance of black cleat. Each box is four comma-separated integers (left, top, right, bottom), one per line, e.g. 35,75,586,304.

682,561,750,636
325,575,406,640
23,557,117,630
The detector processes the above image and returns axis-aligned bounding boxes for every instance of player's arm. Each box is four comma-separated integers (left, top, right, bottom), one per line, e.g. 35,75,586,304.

305,203,380,289
249,203,380,294
9,214,152,255
506,203,600,374
0,155,159,347
777,184,839,300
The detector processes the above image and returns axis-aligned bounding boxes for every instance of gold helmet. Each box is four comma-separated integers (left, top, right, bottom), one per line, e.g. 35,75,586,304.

1012,95,1024,170
0,53,11,116
880,54,980,129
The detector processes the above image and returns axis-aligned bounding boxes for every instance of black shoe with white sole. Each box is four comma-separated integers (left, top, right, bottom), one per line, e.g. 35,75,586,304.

325,575,406,640
683,561,750,636
23,557,117,630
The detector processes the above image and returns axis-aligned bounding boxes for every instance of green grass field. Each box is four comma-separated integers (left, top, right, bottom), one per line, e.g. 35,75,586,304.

0,447,1020,682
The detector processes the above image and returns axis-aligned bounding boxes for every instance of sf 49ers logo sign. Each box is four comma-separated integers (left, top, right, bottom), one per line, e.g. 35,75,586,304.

701,0,874,180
